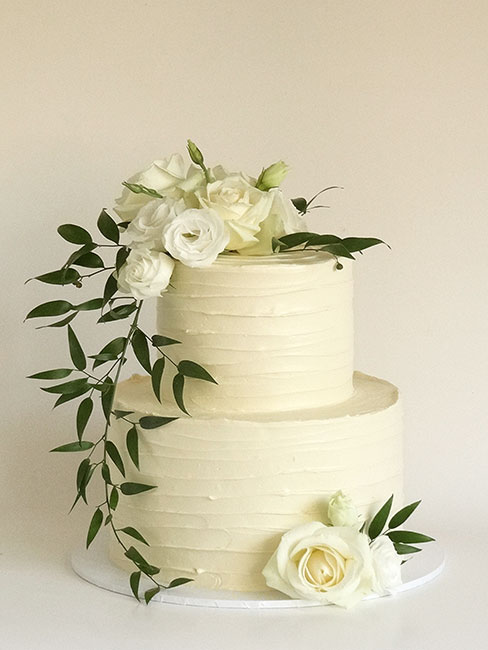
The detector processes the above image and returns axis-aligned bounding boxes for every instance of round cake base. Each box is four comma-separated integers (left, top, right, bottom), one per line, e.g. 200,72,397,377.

71,536,445,609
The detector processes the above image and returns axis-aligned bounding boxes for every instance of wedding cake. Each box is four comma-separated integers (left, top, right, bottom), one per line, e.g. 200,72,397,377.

108,251,403,592
29,142,432,608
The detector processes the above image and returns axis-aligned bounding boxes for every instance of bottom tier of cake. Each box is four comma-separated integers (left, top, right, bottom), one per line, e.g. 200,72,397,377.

108,372,403,592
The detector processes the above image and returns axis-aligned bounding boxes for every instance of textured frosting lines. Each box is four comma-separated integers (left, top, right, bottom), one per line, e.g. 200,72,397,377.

108,373,403,592
156,252,354,414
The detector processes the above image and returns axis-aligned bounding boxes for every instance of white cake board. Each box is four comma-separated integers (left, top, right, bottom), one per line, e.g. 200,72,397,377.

71,535,445,609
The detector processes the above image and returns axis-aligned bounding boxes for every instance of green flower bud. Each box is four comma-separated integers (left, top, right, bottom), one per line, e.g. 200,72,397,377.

327,490,360,527
255,160,290,191
187,140,205,167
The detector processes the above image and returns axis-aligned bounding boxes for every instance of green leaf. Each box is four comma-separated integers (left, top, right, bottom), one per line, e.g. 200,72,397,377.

53,383,91,407
72,252,105,268
68,326,86,370
172,373,188,415
33,268,80,285
275,232,316,249
114,409,133,419
115,247,130,273
70,461,95,511
28,368,73,380
138,416,178,429
341,237,387,253
393,542,422,555
291,198,308,214
368,495,394,540
126,425,139,470
168,577,193,588
389,500,422,529
76,458,91,504
58,224,93,245
98,303,137,323
76,397,93,440
304,233,343,247
26,300,73,320
97,336,127,357
122,182,163,199
387,531,435,544
131,329,152,373
320,243,356,260
101,462,112,485
105,514,113,526
41,378,89,394
120,482,157,495
125,545,149,566
144,587,160,604
51,441,94,452
130,571,141,601
86,508,103,548
65,243,97,267
124,547,159,575
151,357,165,402
109,486,119,510
106,440,125,477
178,360,216,384
74,298,104,312
120,526,150,546
151,335,181,347
102,273,118,306
271,237,281,252
35,312,77,329
101,378,115,422
97,209,120,244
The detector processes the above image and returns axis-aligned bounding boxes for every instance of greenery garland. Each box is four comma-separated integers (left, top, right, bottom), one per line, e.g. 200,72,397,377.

26,211,217,603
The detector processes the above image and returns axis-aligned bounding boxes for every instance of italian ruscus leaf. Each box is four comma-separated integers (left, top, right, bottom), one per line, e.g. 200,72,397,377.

86,508,103,548
368,495,394,540
67,325,86,371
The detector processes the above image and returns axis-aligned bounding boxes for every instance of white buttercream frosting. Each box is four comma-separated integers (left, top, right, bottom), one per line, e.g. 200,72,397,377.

108,372,403,592
155,251,354,414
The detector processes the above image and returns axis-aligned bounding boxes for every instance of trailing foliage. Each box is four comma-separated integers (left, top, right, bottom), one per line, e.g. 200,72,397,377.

26,218,219,602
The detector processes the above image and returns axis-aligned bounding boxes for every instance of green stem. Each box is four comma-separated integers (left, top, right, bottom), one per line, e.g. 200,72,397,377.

99,301,163,590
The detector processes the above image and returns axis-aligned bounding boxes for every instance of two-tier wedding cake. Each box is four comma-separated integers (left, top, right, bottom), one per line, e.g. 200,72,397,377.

108,251,403,592
28,142,433,608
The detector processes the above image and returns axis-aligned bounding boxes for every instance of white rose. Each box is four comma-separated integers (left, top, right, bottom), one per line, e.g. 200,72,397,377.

196,173,274,251
123,199,173,251
117,248,174,299
162,207,229,268
327,490,361,528
262,522,374,608
114,154,204,221
241,189,308,255
370,535,403,596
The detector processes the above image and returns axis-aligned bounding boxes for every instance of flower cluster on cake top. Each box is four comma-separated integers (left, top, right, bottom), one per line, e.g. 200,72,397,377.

111,141,385,300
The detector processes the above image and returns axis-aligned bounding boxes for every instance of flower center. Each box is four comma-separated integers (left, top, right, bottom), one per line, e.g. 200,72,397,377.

302,548,346,588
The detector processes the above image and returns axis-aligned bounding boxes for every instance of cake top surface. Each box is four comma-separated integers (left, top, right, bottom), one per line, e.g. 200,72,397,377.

115,371,399,423
198,250,338,269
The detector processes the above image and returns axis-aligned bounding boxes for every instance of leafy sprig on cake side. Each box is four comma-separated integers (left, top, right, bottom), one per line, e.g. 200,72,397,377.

26,141,387,604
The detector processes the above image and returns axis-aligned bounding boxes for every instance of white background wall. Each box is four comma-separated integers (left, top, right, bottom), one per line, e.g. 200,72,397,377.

1,1,487,646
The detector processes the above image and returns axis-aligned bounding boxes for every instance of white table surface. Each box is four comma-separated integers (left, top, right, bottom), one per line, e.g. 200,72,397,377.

2,514,486,650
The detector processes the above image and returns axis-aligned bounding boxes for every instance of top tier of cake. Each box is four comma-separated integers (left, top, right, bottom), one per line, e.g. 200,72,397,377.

156,251,354,414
